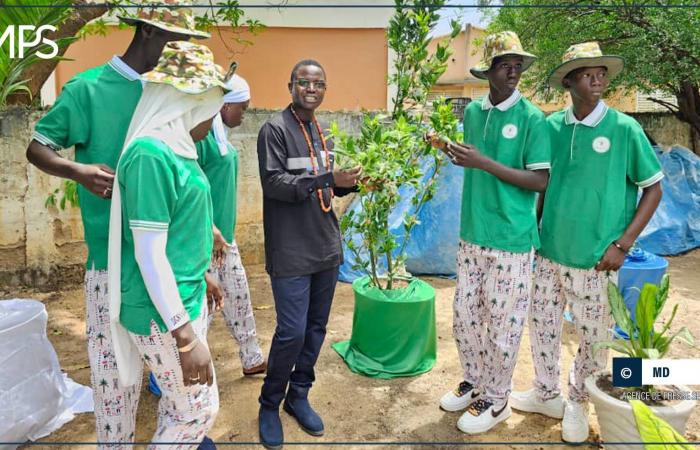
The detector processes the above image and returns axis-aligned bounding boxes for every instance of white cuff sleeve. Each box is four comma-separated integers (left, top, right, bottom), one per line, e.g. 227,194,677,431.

637,171,664,188
32,131,62,150
525,162,551,171
132,228,189,331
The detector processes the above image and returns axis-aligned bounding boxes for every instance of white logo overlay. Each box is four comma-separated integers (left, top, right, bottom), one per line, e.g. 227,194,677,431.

0,25,59,60
592,136,611,153
502,124,518,139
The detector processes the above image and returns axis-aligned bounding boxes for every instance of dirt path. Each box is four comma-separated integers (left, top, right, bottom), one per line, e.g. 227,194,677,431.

10,250,700,449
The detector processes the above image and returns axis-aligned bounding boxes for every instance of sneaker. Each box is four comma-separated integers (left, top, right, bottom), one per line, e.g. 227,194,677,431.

562,401,590,443
510,389,565,419
456,399,511,434
440,381,481,412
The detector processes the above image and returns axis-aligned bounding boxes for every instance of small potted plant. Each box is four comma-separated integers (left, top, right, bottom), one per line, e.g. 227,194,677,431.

329,0,461,378
586,275,696,443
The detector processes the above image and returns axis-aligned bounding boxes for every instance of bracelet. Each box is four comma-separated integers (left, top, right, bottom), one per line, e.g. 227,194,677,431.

612,240,628,253
177,338,199,353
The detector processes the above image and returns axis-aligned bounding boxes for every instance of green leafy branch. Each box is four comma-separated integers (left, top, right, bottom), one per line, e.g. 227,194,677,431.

330,0,461,290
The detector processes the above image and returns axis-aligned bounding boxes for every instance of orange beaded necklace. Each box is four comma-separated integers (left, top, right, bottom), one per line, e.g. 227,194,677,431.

290,105,334,213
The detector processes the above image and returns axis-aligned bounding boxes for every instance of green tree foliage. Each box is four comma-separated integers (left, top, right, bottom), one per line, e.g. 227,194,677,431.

330,0,461,290
486,0,700,151
0,0,79,107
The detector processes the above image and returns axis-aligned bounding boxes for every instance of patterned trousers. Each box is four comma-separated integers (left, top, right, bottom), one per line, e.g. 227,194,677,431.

453,241,533,408
528,255,616,403
207,242,264,370
85,269,141,448
130,307,219,449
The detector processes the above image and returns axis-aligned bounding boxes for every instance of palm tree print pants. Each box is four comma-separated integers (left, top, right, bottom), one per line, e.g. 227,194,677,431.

207,241,264,370
528,255,616,404
85,269,141,448
130,304,219,449
453,241,533,408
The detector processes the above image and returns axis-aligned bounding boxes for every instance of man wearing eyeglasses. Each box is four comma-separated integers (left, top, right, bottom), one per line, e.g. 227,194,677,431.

255,59,361,450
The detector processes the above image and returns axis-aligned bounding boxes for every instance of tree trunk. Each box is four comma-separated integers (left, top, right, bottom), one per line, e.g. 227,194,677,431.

6,1,108,106
674,82,700,155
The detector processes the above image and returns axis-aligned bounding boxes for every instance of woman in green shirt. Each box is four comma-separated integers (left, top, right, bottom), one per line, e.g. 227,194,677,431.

107,41,228,447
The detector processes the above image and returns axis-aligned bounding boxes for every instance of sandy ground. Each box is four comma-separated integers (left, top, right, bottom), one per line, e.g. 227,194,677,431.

7,250,699,449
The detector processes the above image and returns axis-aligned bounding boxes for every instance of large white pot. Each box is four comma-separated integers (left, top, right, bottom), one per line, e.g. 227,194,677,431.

586,371,696,448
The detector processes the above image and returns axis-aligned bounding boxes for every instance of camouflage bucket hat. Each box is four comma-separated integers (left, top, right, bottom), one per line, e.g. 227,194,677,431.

548,41,624,91
470,31,536,80
118,0,210,39
142,41,229,94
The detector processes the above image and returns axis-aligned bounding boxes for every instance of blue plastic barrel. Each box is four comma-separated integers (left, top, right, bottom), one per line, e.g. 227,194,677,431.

614,247,668,339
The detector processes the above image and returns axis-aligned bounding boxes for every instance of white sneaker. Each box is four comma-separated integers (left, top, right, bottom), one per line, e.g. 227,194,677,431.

457,399,511,434
440,381,480,412
510,389,565,419
562,401,590,443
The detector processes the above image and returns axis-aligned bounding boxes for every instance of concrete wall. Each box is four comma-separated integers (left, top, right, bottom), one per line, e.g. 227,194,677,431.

0,108,86,288
631,112,698,152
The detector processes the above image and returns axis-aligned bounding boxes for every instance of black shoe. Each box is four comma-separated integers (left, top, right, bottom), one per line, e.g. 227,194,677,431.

259,407,283,450
197,436,216,450
283,395,324,436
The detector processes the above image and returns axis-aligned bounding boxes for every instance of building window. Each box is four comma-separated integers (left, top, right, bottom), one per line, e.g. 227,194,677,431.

471,87,489,99
636,90,678,113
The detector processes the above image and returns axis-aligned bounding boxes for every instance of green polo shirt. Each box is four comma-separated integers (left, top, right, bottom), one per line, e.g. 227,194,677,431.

117,137,213,335
196,130,238,243
539,103,663,269
33,57,143,270
460,91,551,253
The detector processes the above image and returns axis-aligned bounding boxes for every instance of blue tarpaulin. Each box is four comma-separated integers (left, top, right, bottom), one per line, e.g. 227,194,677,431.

339,146,700,282
637,146,700,255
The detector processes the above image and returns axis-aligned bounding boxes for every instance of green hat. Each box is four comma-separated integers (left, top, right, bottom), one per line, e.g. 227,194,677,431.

548,41,624,91
118,0,210,39
142,41,229,94
470,31,536,80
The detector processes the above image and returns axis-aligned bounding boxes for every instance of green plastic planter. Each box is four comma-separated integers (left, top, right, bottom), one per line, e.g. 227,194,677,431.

332,276,436,379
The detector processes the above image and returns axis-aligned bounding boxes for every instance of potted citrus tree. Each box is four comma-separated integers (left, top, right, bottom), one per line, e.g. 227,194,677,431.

586,275,697,443
329,0,461,378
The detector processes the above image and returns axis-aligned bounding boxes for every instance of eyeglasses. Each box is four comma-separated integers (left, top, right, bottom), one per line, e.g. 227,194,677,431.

295,79,327,90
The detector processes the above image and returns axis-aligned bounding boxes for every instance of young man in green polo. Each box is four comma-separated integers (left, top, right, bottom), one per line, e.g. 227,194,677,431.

510,42,663,443
25,2,207,445
437,31,551,434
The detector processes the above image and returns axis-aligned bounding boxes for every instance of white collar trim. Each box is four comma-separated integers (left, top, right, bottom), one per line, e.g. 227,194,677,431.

108,55,140,82
481,89,521,112
565,101,608,127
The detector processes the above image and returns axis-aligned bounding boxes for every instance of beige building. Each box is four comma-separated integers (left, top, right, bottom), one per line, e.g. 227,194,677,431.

428,24,674,114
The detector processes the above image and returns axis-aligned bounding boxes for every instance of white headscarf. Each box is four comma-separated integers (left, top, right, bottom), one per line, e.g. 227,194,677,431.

222,73,250,103
108,83,224,386
125,83,224,159
212,74,251,156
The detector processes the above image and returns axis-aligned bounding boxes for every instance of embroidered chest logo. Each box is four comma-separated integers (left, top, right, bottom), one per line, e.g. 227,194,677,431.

592,136,611,153
502,124,518,139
